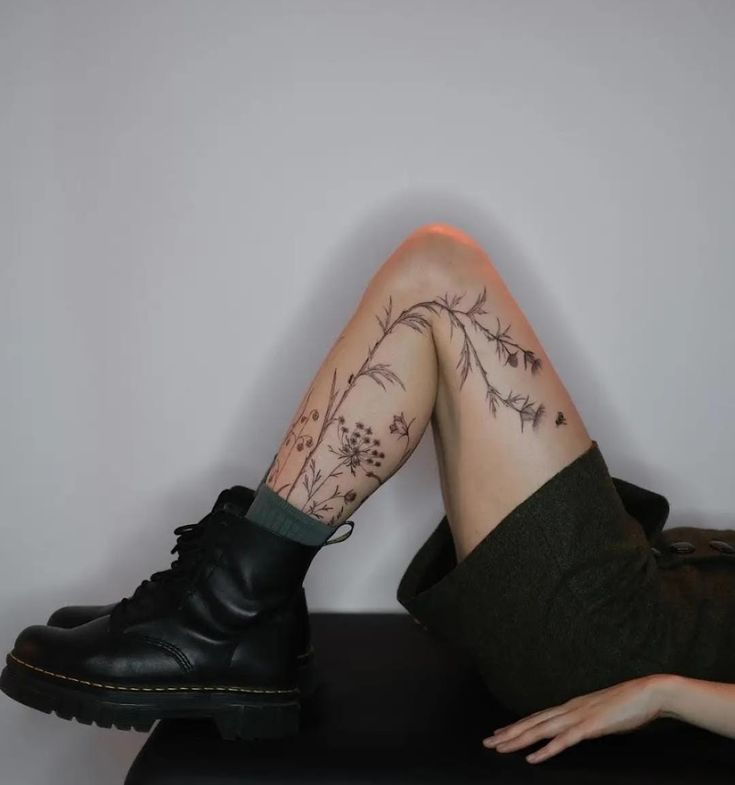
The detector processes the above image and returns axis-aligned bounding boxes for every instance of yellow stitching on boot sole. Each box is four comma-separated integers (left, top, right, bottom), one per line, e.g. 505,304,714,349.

8,654,299,695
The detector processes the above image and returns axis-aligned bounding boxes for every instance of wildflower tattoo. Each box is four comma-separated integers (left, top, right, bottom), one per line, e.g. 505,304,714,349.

415,288,545,429
271,285,548,522
266,382,320,493
297,418,399,524
389,412,415,453
368,287,545,429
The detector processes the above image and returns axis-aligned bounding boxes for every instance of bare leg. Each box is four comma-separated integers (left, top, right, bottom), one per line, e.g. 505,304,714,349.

263,224,593,560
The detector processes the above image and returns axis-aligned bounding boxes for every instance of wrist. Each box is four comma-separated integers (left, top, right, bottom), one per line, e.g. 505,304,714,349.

647,673,684,720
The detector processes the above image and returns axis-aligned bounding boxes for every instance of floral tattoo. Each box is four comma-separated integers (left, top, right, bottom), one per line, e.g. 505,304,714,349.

267,286,546,524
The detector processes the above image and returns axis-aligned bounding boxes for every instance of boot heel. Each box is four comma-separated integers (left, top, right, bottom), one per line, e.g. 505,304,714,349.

297,654,319,700
214,699,301,740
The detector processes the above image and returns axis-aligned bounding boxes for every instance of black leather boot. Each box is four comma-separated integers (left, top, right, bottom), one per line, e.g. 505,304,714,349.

0,492,353,740
43,485,314,696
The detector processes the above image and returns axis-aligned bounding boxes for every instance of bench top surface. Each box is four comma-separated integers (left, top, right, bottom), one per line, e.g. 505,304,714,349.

125,612,734,785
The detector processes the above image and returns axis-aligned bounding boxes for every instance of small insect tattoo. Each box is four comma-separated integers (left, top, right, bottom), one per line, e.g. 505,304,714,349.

555,411,567,427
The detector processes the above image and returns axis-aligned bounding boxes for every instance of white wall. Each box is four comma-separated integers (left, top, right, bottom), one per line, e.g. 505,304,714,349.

2,1,734,782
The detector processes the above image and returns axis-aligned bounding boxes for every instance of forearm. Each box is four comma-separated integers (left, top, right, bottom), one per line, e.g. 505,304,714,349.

652,674,735,738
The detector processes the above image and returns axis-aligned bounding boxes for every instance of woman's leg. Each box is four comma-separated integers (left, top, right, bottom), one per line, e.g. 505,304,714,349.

260,223,593,560
0,222,601,738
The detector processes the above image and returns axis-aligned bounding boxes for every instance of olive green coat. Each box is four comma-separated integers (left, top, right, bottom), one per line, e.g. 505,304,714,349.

396,440,735,716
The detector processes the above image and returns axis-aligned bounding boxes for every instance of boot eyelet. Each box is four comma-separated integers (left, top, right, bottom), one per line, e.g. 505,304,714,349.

709,539,735,555
667,541,696,555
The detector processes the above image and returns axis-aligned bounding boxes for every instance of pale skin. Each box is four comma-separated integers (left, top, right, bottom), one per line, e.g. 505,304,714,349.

261,222,734,761
263,222,592,560
483,674,735,763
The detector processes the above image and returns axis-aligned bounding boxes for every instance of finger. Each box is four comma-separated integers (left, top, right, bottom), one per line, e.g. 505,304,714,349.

483,705,571,746
526,725,588,764
484,690,602,745
483,708,562,742
489,713,578,753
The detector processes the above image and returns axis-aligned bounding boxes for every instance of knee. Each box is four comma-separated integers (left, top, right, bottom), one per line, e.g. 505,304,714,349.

386,223,496,293
407,222,483,251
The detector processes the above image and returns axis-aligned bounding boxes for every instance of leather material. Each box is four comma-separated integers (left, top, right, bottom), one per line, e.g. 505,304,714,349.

11,500,322,691
47,603,118,628
45,591,313,662
43,481,314,666
45,485,259,629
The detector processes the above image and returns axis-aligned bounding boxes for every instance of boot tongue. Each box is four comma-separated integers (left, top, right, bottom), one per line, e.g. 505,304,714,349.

211,485,255,514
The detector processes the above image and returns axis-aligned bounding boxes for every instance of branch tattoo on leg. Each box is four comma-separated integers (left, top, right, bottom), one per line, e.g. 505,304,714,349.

266,287,547,523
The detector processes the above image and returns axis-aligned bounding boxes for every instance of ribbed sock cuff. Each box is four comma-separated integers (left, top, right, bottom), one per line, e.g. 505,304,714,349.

247,481,336,546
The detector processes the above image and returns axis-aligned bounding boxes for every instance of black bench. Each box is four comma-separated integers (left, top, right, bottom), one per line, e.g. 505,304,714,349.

125,612,734,784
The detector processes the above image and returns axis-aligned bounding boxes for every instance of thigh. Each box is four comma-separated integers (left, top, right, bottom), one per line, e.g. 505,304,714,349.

426,243,594,560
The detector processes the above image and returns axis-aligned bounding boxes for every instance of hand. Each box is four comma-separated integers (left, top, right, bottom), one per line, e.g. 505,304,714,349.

482,675,666,764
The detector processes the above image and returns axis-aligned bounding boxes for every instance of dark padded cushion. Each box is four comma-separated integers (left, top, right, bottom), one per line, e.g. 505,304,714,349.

125,613,734,784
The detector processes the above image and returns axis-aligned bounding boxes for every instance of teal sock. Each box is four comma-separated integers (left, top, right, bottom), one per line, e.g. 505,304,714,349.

247,481,336,546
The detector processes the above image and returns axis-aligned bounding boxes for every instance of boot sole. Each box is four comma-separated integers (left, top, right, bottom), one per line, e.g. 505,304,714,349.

0,649,318,741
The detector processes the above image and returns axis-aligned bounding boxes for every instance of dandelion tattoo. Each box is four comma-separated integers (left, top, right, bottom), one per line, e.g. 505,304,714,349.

272,415,414,524
295,418,391,523
269,286,548,523
331,418,386,474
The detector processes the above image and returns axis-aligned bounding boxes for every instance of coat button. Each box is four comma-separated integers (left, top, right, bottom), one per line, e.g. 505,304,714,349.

667,541,696,554
708,539,735,555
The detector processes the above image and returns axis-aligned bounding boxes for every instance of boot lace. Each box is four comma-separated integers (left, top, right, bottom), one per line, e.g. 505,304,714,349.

109,510,222,627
